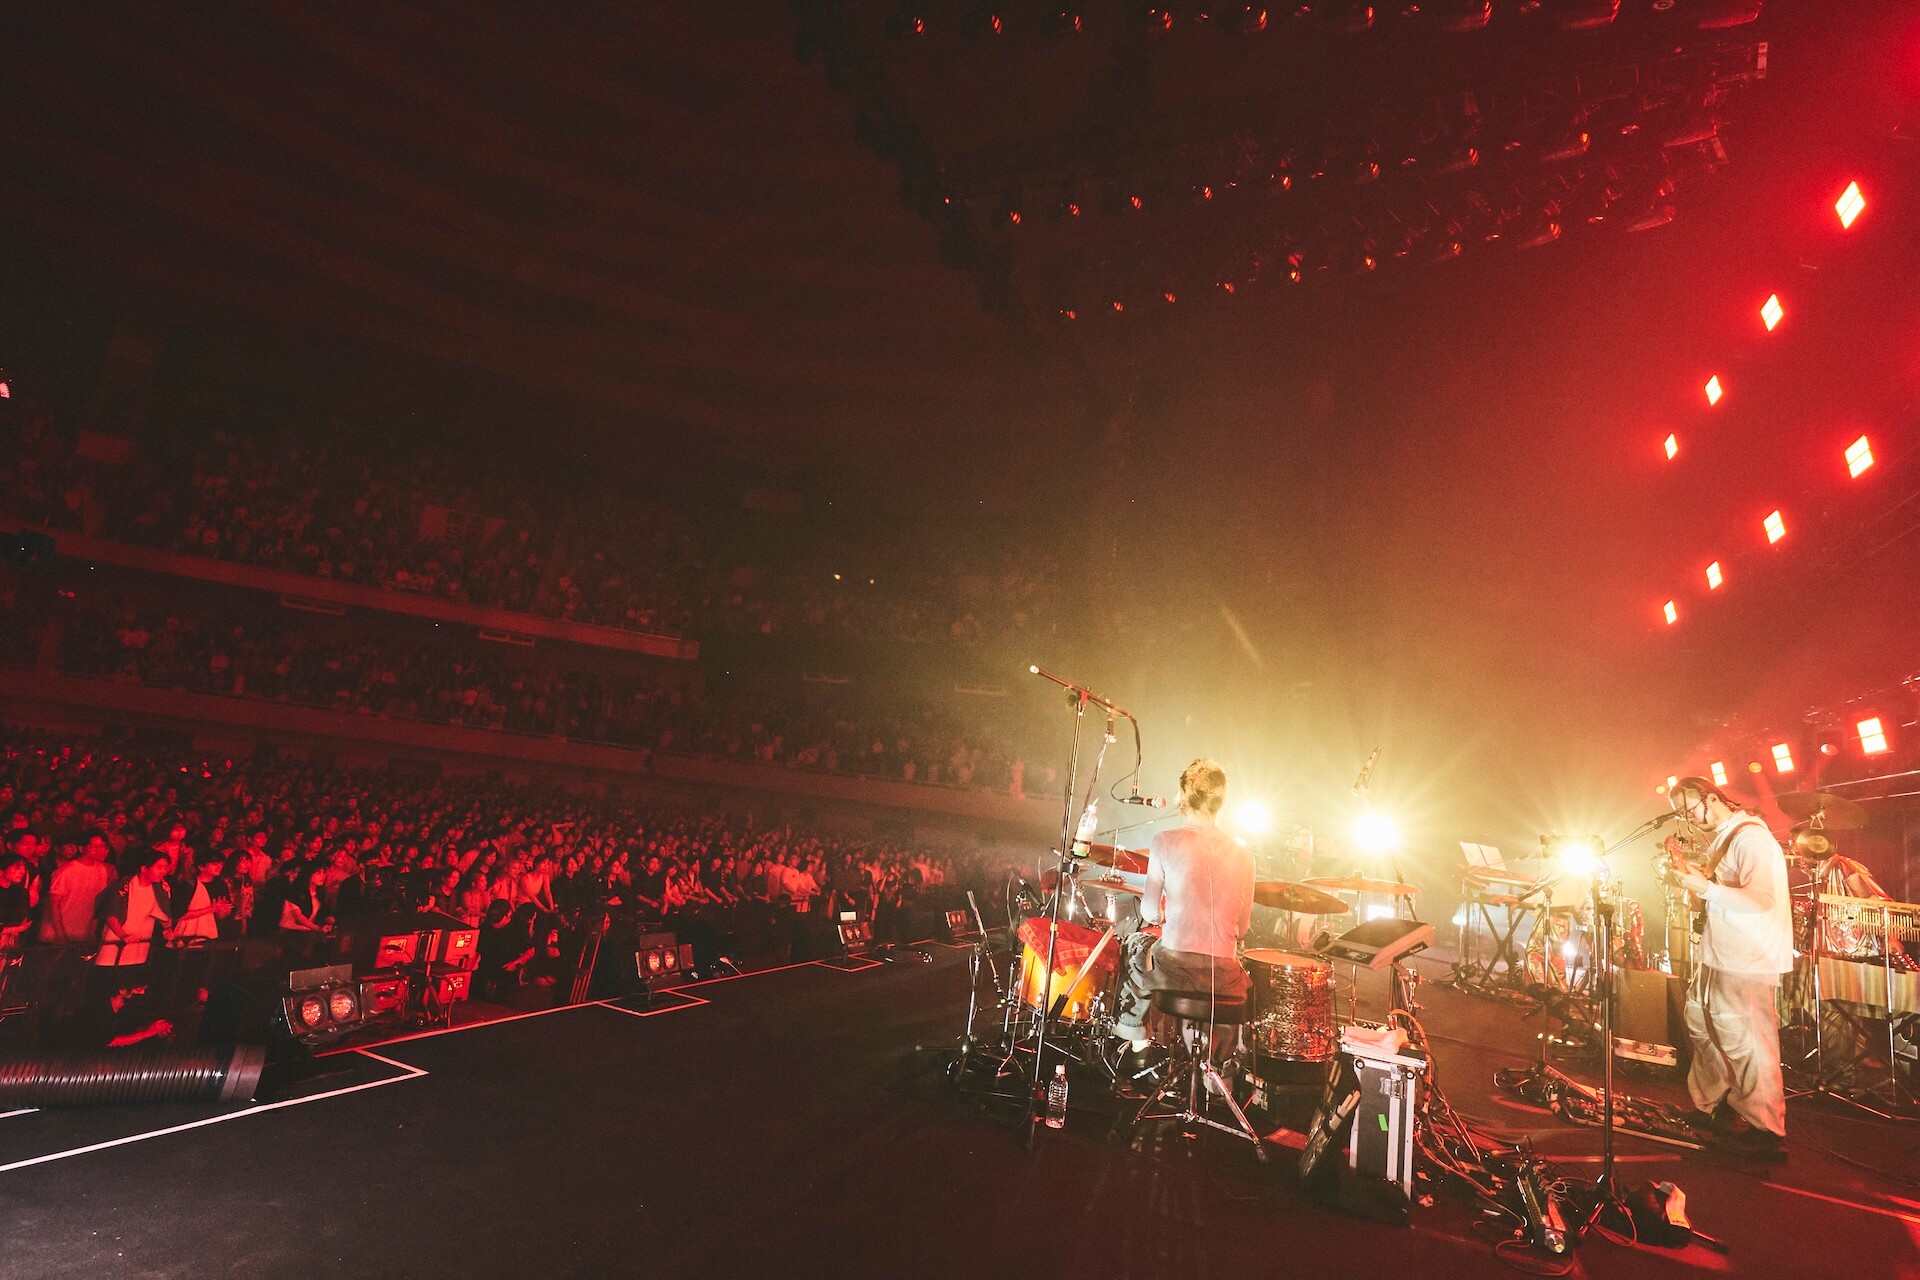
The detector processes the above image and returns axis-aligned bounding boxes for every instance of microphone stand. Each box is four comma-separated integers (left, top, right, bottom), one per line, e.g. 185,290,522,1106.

1024,666,1130,1147
1575,813,1672,1239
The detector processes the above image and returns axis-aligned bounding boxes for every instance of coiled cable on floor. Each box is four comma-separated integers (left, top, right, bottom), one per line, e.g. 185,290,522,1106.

0,1044,266,1108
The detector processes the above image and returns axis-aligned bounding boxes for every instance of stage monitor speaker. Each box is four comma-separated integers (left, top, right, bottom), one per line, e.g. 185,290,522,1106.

1613,969,1684,1067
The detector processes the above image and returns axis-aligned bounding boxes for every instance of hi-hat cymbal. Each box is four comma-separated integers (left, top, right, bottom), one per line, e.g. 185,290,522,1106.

1081,844,1149,875
1776,790,1868,830
1305,874,1419,897
1253,881,1351,915
1083,877,1143,897
1042,869,1143,895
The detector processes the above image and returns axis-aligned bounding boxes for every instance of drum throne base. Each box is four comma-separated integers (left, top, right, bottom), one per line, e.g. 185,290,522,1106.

1120,990,1267,1163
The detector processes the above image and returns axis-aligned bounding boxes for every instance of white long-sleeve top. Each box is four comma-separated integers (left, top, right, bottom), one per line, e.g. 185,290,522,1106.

1698,813,1795,979
1141,820,1254,959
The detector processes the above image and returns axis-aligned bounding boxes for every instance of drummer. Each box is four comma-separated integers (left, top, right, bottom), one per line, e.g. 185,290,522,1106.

1112,759,1256,1053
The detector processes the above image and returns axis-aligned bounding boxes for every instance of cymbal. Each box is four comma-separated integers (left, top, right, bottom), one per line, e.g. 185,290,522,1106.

1305,874,1419,897
1081,844,1149,875
1041,870,1145,895
1776,790,1868,830
1253,881,1351,915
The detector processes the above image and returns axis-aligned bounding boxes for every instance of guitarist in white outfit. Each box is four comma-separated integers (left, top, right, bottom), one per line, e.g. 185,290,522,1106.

1664,777,1794,1159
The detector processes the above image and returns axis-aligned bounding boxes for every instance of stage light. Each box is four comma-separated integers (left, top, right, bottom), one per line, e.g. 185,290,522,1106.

1353,811,1400,854
328,987,360,1022
296,994,326,1029
1622,201,1676,233
884,4,929,37
1655,783,1668,795
1666,775,1679,790
1772,742,1795,773
1664,433,1678,460
1747,760,1763,774
1705,561,1723,589
0,381,9,399
1040,6,1085,36
961,4,1006,37
1859,717,1889,754
1846,435,1873,478
1761,294,1783,331
1764,510,1785,544
1233,801,1272,835
1704,375,1723,405
1544,834,1603,877
1710,761,1729,787
1663,600,1678,625
1836,181,1865,230
1365,904,1396,921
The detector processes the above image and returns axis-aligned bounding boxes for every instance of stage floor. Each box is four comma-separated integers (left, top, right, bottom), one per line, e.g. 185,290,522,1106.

0,948,1915,1279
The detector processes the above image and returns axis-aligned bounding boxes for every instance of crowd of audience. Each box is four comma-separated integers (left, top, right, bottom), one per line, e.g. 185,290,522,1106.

0,733,1009,1039
7,582,1063,794
1,417,1061,648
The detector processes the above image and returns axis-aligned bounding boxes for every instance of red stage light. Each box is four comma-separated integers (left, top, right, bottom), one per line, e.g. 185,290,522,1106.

1858,717,1889,754
1771,742,1795,774
1704,375,1723,406
0,382,9,399
1846,435,1873,477
1110,300,1124,312
1710,761,1729,787
1163,291,1177,304
1663,600,1678,625
1129,194,1144,210
1763,509,1785,544
1705,561,1723,589
1836,181,1865,229
1761,294,1783,331
1062,308,1077,320
1664,433,1678,460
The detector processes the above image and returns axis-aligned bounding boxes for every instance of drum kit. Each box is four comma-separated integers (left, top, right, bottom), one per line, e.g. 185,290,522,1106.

950,841,1421,1113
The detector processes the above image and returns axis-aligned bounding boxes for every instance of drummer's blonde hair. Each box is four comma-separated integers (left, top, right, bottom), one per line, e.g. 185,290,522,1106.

1178,758,1227,818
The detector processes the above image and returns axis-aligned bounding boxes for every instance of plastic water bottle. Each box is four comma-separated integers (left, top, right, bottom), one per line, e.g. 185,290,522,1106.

1072,801,1099,854
1045,1063,1070,1128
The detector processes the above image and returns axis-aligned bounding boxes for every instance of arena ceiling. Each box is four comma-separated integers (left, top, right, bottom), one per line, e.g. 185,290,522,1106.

4,1,1919,834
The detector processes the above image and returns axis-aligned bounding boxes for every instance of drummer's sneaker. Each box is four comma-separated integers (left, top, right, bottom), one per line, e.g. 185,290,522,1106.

1112,1044,1165,1100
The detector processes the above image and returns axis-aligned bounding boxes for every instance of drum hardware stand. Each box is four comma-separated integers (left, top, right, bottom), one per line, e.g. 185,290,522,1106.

1023,665,1134,1146
949,890,1020,1096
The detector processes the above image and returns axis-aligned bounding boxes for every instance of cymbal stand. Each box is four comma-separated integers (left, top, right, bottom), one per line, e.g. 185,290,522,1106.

950,891,1026,1100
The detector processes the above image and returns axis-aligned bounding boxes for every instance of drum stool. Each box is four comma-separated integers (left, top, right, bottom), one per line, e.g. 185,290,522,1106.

1123,990,1266,1162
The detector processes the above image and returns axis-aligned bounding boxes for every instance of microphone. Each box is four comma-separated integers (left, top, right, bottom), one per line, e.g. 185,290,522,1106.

1123,793,1168,809
1352,747,1381,796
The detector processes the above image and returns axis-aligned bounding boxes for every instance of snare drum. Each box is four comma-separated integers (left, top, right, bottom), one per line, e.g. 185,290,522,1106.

1242,948,1336,1062
1014,918,1117,1024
